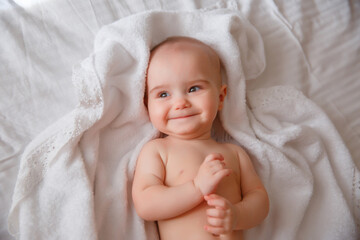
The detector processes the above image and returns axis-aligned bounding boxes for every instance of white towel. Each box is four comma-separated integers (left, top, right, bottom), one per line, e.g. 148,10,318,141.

8,7,359,240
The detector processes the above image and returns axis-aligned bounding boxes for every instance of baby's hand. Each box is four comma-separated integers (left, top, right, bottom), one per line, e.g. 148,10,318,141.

193,153,232,196
204,194,237,236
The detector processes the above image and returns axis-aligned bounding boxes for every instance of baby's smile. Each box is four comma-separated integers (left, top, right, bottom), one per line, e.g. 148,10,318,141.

169,113,199,120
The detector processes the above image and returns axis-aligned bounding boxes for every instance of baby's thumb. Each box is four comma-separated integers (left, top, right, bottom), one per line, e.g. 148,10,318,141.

204,153,224,163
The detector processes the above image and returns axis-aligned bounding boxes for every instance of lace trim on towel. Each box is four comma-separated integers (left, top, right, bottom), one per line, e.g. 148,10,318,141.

13,62,104,204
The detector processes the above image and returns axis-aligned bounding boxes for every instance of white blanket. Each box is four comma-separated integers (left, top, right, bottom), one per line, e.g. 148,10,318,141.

8,6,359,240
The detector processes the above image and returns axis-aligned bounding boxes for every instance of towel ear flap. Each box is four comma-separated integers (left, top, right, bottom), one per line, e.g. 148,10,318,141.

229,14,266,81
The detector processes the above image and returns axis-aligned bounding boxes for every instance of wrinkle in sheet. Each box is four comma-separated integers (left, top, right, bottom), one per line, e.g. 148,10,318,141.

280,0,360,175
36,1,96,93
67,0,99,35
352,167,360,229
14,5,70,102
0,12,30,100
17,16,69,110
273,0,345,25
328,101,360,166
271,9,318,96
88,0,120,27
115,0,133,17
18,18,34,96
0,117,25,165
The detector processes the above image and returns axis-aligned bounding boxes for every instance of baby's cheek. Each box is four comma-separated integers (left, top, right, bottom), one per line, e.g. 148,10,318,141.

149,104,163,118
148,111,162,127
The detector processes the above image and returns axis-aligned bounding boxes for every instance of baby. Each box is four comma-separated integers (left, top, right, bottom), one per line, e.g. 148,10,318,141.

132,37,269,240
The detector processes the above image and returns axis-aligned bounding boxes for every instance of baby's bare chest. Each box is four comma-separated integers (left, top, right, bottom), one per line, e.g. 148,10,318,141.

163,144,241,201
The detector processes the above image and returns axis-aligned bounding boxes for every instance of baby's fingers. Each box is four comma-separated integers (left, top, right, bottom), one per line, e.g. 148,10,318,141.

205,194,230,209
207,216,225,227
206,208,226,218
204,225,225,235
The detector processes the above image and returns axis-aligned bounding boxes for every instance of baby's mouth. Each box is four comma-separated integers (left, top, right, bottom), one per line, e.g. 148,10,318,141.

169,113,198,120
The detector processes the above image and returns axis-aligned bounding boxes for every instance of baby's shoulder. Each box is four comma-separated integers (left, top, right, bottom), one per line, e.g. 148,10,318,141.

220,142,249,159
218,141,238,151
141,138,166,151
139,138,170,160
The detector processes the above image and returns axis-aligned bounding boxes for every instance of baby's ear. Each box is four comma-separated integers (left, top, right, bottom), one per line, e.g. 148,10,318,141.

218,85,227,110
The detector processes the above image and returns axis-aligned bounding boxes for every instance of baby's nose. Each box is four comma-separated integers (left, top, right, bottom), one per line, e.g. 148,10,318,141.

174,97,191,110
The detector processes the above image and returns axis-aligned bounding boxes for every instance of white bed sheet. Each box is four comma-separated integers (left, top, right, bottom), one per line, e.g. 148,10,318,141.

0,0,359,239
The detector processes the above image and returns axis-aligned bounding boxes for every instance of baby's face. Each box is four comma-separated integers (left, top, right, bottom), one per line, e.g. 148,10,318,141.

146,39,226,139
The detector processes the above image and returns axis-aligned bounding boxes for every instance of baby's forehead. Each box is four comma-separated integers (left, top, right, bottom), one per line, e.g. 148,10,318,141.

150,37,219,63
147,37,223,88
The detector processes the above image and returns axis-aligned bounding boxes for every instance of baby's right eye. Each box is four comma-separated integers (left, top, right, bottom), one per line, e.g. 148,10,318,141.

159,92,169,98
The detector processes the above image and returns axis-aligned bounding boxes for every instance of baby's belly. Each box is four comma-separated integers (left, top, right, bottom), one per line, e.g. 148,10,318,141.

158,202,243,240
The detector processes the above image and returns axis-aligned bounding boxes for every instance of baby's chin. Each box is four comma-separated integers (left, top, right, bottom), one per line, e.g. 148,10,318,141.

161,130,212,141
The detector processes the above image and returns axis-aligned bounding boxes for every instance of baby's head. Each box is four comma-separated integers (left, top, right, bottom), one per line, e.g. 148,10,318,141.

145,37,227,139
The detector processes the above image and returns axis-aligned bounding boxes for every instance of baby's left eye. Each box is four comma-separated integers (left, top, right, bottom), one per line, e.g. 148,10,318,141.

189,86,200,93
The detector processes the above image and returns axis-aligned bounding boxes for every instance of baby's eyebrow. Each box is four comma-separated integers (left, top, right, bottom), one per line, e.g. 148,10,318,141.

148,84,169,94
188,79,211,85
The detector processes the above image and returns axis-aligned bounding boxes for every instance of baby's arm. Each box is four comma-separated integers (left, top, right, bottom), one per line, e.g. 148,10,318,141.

132,141,231,221
204,146,269,235
234,147,269,229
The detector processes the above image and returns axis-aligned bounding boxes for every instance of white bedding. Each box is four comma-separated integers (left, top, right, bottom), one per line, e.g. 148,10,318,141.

0,0,359,239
